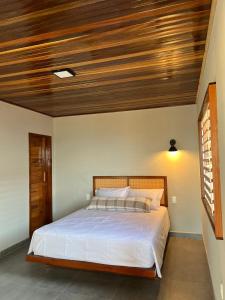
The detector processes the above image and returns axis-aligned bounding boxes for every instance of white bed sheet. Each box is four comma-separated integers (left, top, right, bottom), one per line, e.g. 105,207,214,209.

28,206,170,277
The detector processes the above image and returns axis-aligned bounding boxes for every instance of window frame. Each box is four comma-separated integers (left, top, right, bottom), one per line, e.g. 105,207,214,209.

198,82,223,240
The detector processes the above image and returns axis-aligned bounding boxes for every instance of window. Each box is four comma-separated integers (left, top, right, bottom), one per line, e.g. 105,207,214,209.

198,83,223,239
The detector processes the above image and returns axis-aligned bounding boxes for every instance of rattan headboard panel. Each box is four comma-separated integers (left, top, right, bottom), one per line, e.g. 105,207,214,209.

93,176,168,207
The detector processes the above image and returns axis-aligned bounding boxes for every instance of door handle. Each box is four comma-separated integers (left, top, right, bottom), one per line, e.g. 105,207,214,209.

43,171,46,183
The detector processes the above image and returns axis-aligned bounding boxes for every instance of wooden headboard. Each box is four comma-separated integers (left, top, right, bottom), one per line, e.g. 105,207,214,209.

93,176,168,207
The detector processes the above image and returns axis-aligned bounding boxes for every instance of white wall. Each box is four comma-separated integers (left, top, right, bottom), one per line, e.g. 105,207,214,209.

0,101,52,252
196,1,225,299
53,105,201,234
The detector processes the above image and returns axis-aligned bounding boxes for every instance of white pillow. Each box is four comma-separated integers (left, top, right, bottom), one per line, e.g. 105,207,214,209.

95,187,130,198
128,188,164,210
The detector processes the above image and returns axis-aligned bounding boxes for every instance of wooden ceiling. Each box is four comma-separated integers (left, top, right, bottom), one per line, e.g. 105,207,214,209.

0,0,211,117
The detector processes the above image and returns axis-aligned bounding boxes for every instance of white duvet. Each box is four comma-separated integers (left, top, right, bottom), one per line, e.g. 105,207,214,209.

28,206,170,277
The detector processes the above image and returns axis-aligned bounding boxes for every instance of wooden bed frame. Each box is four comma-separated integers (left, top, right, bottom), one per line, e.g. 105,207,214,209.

26,176,168,279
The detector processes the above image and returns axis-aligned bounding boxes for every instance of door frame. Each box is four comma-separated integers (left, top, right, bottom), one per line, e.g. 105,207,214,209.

29,133,52,237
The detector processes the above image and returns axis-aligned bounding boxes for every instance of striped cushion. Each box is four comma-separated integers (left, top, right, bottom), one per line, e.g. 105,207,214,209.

86,196,151,212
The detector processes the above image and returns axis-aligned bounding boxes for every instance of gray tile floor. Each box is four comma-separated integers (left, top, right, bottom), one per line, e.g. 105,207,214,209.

0,237,214,300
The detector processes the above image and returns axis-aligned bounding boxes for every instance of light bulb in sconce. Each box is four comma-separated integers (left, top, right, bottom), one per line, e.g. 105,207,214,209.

168,150,178,158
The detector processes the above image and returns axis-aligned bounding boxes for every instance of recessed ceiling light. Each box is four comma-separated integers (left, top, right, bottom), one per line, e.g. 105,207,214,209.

53,68,76,78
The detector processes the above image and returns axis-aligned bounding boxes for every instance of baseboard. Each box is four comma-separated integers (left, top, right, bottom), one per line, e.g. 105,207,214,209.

0,239,29,259
169,231,202,240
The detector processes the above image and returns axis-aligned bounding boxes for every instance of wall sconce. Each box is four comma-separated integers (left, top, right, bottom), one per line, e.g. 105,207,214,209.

168,139,178,152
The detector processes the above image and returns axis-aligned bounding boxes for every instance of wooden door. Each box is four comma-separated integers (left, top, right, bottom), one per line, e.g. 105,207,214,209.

29,133,52,237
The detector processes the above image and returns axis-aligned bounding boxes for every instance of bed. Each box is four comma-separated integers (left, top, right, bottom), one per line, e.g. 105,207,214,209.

27,176,170,279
